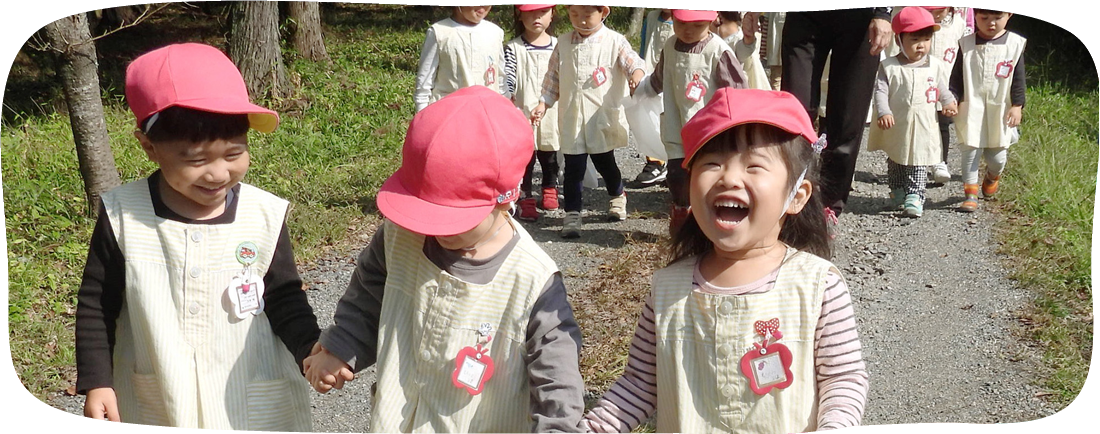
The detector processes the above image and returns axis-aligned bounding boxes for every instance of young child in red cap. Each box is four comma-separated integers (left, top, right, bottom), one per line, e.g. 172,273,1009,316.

868,6,958,217
74,43,319,430
415,6,505,112
304,86,586,432
505,4,561,222
530,5,646,238
712,0,765,91
583,88,867,433
949,9,1026,212
919,0,972,183
636,9,748,235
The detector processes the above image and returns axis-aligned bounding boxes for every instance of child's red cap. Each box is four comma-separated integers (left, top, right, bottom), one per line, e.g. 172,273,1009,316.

893,6,941,35
124,43,279,133
976,0,1016,8
680,88,818,169
517,0,558,11
717,0,743,10
668,0,721,21
376,86,532,236
919,0,954,9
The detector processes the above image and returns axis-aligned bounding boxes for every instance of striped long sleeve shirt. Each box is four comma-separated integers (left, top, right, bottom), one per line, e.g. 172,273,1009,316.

582,262,869,432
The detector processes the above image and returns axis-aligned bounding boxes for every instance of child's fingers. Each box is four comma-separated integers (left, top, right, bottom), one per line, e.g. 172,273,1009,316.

338,367,355,382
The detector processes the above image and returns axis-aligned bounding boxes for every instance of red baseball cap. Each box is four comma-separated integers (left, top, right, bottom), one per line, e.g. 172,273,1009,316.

892,6,940,34
517,0,558,10
919,0,954,9
976,0,1016,7
680,88,818,169
668,0,721,21
125,43,279,133
376,86,533,236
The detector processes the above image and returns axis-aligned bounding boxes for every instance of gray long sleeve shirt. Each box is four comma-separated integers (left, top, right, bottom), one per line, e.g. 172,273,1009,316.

318,224,585,432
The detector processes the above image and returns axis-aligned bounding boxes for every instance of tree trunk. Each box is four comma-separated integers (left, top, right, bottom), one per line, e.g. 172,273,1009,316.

229,1,290,99
627,7,646,39
43,13,120,215
288,2,329,62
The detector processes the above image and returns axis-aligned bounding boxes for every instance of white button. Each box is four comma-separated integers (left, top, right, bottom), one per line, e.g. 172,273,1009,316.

191,231,203,242
189,267,201,278
188,302,200,315
718,344,731,357
722,385,735,397
441,282,452,292
420,350,431,361
718,301,733,315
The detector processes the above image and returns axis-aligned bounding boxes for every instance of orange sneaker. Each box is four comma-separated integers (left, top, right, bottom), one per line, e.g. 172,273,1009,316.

981,174,1001,198
959,184,980,212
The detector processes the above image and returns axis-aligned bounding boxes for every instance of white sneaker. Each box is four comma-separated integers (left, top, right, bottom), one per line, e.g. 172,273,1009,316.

561,211,582,238
608,194,627,222
932,162,951,184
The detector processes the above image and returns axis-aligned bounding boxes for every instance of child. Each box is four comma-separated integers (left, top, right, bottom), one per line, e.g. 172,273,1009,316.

303,86,586,432
949,9,1025,212
924,0,968,183
74,43,319,430
868,7,958,217
633,8,676,185
639,9,747,234
415,5,505,112
718,11,772,91
530,5,646,238
506,4,561,222
581,88,868,433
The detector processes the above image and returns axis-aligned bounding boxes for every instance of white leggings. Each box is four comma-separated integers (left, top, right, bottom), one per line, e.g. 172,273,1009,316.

959,144,1008,184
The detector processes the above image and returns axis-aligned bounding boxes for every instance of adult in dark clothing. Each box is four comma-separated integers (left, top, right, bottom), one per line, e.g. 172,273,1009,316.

748,8,893,218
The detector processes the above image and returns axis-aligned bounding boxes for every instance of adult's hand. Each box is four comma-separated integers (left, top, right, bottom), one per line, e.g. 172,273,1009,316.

743,6,761,44
867,17,892,56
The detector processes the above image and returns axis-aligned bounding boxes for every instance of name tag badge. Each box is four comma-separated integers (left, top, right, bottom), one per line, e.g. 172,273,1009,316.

592,66,608,87
943,48,957,64
739,318,794,395
228,274,265,319
926,77,939,104
485,64,497,86
452,344,494,395
685,79,706,102
995,60,1014,79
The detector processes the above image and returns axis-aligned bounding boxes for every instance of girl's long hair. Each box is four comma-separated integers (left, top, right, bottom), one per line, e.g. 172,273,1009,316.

667,124,832,265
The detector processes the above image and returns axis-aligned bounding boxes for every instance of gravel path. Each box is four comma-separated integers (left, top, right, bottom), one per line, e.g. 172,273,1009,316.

47,129,1058,430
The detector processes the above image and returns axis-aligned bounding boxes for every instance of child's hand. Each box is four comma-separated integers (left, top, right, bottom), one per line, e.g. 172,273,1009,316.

743,12,760,37
877,114,894,130
1005,105,1023,127
531,102,547,127
942,102,958,117
628,69,645,96
303,343,354,393
84,387,120,421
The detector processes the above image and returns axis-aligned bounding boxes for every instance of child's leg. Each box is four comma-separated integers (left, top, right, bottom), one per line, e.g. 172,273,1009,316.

903,165,928,200
886,158,906,210
522,150,538,197
563,153,589,212
589,151,624,197
938,113,952,163
665,158,689,207
981,147,1008,197
537,150,560,188
958,144,981,212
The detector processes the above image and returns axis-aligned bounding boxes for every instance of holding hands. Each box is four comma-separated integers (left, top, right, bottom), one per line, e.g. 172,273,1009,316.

628,69,645,96
303,342,355,393
530,101,547,127
942,102,958,117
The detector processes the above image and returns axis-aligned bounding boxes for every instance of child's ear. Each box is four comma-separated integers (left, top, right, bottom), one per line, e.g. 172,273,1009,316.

786,179,813,215
134,130,159,163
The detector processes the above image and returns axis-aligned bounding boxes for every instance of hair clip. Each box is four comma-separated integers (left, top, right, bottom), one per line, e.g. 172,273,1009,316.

811,134,827,154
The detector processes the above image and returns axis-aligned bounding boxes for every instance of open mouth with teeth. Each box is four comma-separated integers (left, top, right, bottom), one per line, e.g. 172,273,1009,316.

714,200,749,225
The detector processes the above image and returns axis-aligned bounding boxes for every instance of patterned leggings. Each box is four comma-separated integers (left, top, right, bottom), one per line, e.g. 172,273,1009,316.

887,159,928,200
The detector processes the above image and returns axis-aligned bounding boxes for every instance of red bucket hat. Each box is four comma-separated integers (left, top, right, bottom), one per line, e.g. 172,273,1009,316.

517,0,558,10
376,86,533,236
668,0,721,21
892,6,941,34
680,88,820,169
125,43,279,133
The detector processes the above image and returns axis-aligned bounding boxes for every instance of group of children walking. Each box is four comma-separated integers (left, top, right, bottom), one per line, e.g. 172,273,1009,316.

74,4,1026,433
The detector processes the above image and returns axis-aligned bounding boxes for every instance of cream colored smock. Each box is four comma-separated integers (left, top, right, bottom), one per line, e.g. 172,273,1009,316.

102,180,311,431
556,29,631,155
868,56,949,166
643,10,675,74
661,35,734,159
652,248,833,433
430,19,505,104
508,36,560,152
956,32,1026,149
368,219,559,432
731,33,771,91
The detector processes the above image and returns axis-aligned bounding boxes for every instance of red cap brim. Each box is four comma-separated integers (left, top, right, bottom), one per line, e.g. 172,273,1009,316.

376,174,496,237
